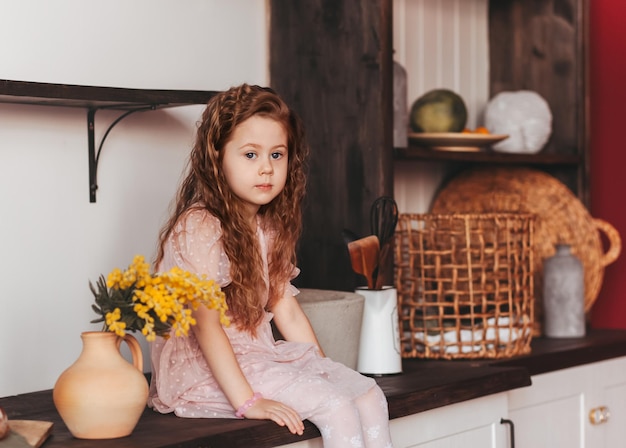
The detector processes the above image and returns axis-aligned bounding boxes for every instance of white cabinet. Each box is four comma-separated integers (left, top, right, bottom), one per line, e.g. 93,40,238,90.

391,393,508,448
277,356,626,448
507,356,626,448
277,393,509,448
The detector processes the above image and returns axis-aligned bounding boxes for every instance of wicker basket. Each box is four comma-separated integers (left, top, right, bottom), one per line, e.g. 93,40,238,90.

430,167,621,335
394,213,535,359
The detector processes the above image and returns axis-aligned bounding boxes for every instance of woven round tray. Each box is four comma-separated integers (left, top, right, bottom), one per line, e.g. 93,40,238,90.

431,167,621,333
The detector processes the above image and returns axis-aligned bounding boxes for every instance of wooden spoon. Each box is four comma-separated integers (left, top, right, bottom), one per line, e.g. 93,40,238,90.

347,235,380,289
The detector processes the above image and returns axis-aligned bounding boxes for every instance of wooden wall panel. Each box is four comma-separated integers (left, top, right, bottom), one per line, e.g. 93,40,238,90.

488,0,588,203
489,0,582,155
270,0,393,291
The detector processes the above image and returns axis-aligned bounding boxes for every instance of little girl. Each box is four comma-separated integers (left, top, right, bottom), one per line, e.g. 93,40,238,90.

148,84,393,448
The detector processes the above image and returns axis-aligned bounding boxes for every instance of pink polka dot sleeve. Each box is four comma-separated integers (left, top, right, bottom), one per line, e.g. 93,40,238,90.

164,209,232,287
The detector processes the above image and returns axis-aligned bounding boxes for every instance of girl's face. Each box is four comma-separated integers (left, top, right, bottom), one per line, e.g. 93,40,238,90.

222,115,289,223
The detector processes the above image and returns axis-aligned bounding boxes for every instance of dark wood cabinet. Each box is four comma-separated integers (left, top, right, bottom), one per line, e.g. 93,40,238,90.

487,0,589,205
269,0,394,291
270,0,588,292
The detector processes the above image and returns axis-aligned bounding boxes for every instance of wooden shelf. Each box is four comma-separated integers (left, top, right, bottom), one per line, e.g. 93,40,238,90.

0,79,217,109
0,80,218,202
395,145,581,165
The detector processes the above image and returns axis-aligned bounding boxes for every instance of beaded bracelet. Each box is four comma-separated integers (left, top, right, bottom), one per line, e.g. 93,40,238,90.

235,392,263,418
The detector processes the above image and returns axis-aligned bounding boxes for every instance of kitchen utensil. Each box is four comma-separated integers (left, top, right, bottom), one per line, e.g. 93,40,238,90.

370,196,399,246
6,420,54,448
341,228,361,246
374,244,393,290
347,235,380,289
370,197,399,288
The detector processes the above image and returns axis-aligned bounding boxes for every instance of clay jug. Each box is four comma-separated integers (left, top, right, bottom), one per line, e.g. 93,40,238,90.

53,331,149,439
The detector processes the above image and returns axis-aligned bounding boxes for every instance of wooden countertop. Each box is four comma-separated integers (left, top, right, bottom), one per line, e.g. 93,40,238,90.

2,329,626,448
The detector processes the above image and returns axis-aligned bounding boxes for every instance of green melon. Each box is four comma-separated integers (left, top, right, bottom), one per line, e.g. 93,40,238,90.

410,89,468,133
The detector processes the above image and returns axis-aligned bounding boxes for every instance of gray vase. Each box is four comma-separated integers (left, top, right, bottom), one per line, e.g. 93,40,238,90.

543,244,585,338
393,60,408,148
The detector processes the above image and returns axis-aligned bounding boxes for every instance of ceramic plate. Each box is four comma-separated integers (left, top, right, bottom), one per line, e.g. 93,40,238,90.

408,133,509,152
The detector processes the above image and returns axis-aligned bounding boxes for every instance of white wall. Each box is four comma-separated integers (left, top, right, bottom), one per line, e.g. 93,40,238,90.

0,0,268,397
392,0,489,214
0,0,490,397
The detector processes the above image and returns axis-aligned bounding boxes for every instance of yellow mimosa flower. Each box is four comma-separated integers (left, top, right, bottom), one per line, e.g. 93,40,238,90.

91,254,229,339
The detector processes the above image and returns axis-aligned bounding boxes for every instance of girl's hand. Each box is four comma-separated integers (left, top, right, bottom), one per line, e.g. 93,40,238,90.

243,398,304,435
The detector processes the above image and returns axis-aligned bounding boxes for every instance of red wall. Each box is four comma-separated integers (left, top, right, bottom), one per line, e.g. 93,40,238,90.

589,1,626,328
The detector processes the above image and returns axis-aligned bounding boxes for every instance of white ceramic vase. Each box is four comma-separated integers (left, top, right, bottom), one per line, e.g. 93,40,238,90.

356,287,402,375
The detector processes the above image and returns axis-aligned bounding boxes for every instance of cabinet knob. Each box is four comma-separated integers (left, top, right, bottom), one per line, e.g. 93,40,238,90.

589,406,611,425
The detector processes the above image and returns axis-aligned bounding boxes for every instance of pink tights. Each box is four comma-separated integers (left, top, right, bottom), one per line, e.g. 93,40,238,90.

305,385,393,448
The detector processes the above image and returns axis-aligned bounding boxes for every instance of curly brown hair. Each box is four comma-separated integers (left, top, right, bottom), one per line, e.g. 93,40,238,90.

154,84,308,335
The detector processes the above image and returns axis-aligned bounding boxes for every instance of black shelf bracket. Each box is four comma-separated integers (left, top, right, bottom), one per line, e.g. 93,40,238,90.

0,80,219,203
87,105,156,203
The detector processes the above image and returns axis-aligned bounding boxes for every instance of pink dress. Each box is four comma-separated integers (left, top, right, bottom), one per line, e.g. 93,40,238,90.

148,209,377,420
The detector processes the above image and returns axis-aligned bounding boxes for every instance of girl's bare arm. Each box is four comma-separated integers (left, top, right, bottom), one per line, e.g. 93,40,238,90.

191,305,304,434
271,291,326,357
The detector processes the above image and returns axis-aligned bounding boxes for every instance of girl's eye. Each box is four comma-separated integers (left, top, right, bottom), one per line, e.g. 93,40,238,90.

271,152,284,160
244,152,257,160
